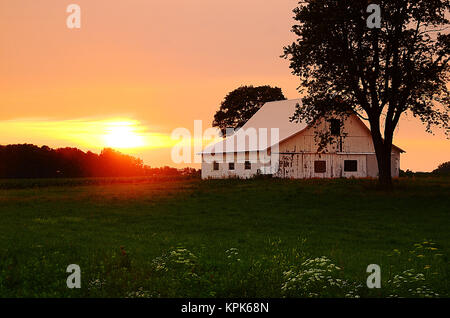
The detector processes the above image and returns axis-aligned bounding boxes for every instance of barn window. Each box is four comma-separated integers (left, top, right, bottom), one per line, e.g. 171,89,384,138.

245,161,251,170
213,161,219,171
330,119,341,136
344,160,358,172
314,160,326,173
229,162,235,170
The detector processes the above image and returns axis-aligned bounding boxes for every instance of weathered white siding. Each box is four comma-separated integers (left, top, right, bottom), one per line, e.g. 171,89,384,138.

274,153,368,178
201,151,270,179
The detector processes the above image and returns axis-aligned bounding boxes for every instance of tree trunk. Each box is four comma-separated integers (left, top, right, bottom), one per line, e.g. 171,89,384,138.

377,148,392,188
372,135,393,189
369,117,393,189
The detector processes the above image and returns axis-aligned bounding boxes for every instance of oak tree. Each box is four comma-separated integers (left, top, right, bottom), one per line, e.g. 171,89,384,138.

213,85,286,136
283,0,449,186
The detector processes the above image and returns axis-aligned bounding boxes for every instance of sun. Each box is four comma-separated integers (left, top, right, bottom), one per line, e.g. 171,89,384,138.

103,121,146,149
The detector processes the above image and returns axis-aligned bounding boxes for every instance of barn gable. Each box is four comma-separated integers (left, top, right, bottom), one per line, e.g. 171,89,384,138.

278,112,405,155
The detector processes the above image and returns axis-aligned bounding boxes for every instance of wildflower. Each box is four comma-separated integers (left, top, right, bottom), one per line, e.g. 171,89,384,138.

281,256,360,298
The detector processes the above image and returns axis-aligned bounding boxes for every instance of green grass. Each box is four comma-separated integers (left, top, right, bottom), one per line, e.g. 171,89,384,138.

0,177,448,297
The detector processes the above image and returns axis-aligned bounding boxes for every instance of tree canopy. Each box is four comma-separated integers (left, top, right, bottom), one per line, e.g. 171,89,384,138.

212,85,286,136
433,161,450,175
282,0,449,185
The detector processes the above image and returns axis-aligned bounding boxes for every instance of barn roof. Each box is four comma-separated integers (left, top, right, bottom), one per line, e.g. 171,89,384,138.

201,98,405,154
201,99,306,154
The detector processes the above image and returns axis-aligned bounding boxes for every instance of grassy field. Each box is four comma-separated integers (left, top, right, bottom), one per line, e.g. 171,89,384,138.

0,176,449,298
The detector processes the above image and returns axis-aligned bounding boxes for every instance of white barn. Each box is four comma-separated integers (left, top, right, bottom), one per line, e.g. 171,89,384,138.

201,99,404,179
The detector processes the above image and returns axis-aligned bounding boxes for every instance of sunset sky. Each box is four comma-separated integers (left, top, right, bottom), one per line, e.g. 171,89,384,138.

1,0,448,171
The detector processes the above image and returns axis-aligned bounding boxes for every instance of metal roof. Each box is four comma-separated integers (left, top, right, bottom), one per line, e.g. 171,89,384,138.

201,99,306,154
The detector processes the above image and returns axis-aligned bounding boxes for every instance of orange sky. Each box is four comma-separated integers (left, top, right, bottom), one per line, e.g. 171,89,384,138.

0,0,448,171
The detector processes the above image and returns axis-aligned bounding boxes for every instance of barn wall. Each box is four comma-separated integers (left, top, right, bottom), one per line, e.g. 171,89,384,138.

274,114,401,179
274,153,368,179
367,154,378,178
201,152,270,179
201,114,402,179
392,150,400,178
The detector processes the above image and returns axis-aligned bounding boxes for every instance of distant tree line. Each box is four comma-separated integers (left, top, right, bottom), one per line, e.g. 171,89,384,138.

0,144,200,178
433,161,450,175
400,161,450,177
